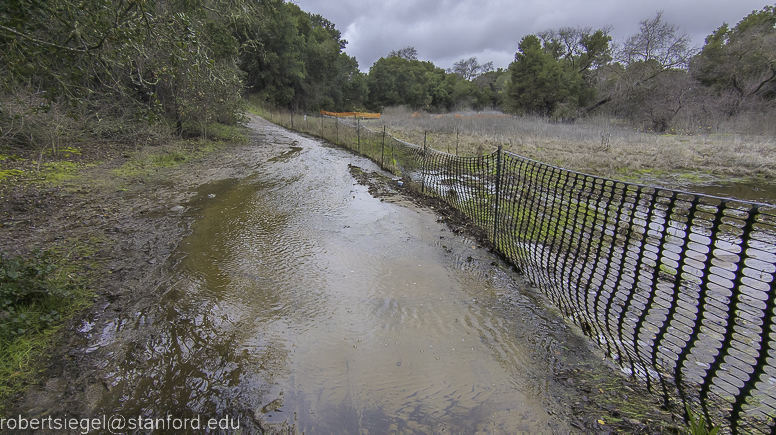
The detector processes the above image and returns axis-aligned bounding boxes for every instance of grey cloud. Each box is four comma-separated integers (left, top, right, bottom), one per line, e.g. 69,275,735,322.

293,0,769,71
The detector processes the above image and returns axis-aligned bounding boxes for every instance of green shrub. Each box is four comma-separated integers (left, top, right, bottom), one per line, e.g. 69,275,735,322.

0,250,77,340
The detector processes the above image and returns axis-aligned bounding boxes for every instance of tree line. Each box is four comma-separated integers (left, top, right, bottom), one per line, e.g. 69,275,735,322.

2,1,775,148
370,6,776,132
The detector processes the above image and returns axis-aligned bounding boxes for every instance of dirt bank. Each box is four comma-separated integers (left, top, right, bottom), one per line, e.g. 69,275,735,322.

1,115,681,433
0,123,261,417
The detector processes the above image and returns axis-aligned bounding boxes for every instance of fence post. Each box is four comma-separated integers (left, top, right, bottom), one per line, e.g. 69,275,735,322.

321,115,323,137
456,128,460,155
291,112,294,129
336,117,339,144
381,125,385,169
421,131,427,194
357,116,360,153
493,146,502,242
391,133,395,170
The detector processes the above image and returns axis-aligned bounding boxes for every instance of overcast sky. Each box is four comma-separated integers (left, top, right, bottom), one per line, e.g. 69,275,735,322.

290,0,771,72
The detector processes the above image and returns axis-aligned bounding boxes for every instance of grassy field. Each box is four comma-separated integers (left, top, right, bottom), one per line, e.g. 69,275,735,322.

367,107,776,187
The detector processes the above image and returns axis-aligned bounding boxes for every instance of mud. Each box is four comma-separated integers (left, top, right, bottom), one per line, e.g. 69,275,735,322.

1,129,260,419
1,115,681,433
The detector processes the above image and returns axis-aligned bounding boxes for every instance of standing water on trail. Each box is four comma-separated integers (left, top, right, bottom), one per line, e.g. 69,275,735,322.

87,118,655,433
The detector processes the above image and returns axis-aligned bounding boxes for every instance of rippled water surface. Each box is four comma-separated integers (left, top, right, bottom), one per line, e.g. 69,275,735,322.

689,182,776,205
99,120,583,433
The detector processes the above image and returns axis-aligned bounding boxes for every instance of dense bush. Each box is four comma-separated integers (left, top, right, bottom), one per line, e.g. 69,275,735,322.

0,0,366,152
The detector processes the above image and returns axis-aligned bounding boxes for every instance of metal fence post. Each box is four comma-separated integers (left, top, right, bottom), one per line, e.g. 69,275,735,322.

357,116,360,153
456,128,460,155
493,146,502,242
391,134,395,169
421,131,427,194
381,125,386,169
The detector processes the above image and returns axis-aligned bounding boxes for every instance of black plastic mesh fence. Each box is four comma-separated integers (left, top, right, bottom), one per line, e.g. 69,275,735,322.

269,109,776,433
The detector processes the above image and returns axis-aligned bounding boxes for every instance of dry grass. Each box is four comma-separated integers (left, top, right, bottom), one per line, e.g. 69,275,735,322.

366,107,776,185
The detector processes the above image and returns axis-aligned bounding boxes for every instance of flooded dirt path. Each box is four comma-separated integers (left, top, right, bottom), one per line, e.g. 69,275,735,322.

8,116,679,433
104,118,570,433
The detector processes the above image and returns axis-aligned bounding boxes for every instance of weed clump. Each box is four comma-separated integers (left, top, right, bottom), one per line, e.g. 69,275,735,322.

0,250,78,340
0,249,92,412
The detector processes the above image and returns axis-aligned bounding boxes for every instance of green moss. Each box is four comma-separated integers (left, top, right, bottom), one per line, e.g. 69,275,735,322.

0,154,25,162
203,123,249,143
0,169,24,180
613,167,678,183
43,161,94,183
151,150,188,167
112,139,232,178
111,160,146,178
676,173,709,183
636,168,668,177
45,146,82,158
44,161,77,171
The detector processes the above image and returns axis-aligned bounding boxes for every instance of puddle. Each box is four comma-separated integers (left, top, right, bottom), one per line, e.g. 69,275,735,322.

683,182,776,205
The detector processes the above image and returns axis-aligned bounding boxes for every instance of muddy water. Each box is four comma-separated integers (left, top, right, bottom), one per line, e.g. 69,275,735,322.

97,121,580,433
688,182,776,205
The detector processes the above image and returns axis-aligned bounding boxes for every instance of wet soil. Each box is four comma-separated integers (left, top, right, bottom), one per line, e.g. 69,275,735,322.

1,134,259,419
1,115,682,433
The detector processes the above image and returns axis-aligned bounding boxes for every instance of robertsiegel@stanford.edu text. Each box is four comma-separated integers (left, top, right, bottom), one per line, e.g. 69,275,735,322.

0,413,241,434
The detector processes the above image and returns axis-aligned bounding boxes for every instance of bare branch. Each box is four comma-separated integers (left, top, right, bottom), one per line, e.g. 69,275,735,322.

619,11,697,69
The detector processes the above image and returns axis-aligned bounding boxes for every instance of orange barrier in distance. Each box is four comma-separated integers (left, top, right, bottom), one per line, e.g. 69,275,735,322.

320,110,381,119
